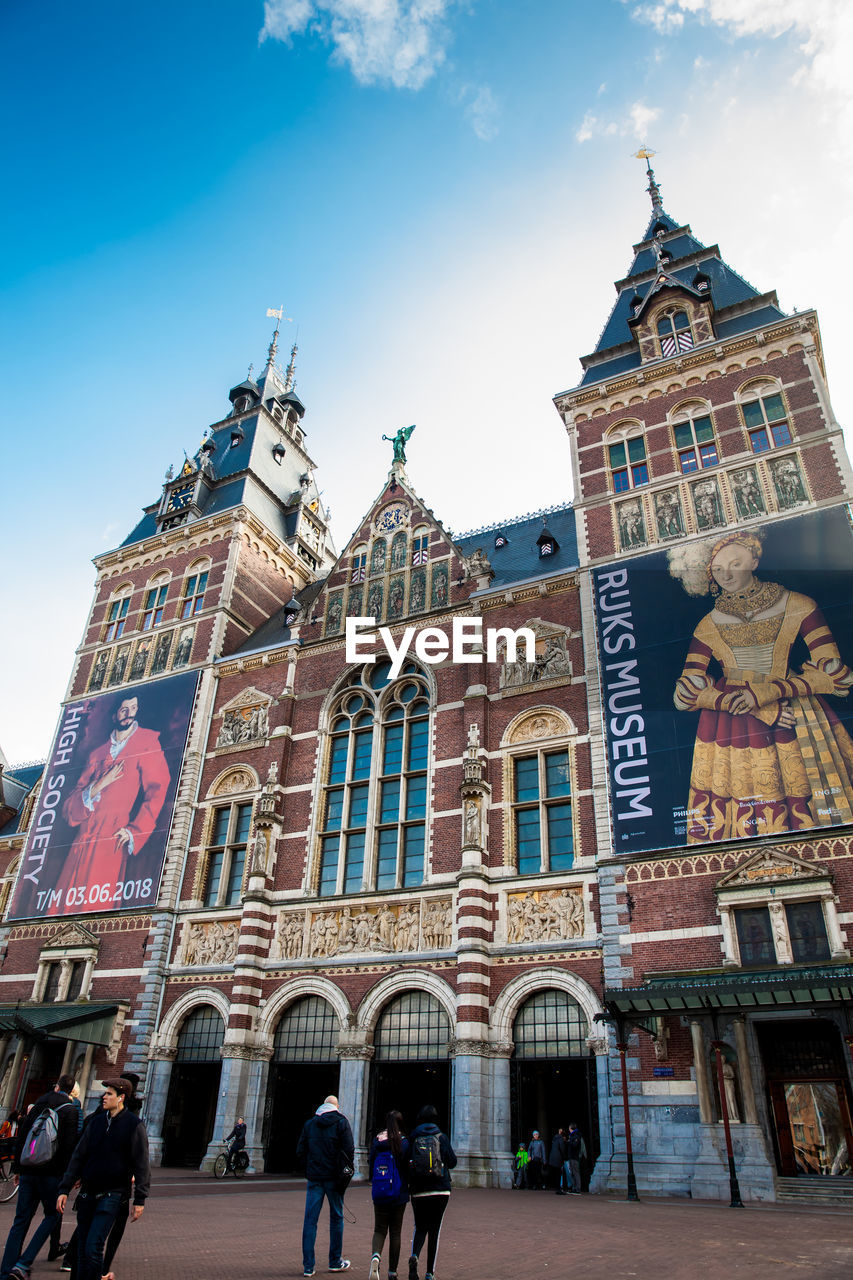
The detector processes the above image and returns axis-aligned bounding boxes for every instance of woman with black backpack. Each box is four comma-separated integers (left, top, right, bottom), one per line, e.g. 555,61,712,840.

368,1110,410,1280
406,1105,456,1280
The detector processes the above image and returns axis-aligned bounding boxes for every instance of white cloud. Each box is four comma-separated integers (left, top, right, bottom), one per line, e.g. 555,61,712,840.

632,3,684,33
260,0,452,90
460,84,499,141
575,99,660,143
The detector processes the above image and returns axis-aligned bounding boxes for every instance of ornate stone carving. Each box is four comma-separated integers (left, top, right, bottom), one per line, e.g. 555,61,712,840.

508,713,565,745
506,888,584,944
691,476,725,531
730,466,765,519
769,455,807,509
585,1034,609,1057
421,899,452,950
463,798,481,849
337,1044,376,1060
250,829,269,876
220,1044,274,1062
276,911,306,959
617,497,647,550
215,691,270,749
499,620,572,692
184,919,240,966
213,769,255,796
275,897,452,960
715,848,824,891
654,488,685,539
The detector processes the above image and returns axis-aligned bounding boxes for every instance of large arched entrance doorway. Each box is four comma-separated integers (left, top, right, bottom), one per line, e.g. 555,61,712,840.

510,989,599,1186
162,1005,224,1166
263,996,341,1173
368,992,452,1136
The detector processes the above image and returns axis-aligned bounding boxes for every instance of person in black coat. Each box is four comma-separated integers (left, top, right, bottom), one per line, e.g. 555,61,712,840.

548,1129,568,1194
406,1106,456,1280
295,1095,355,1277
224,1118,247,1172
0,1071,79,1280
56,1078,150,1280
368,1110,410,1280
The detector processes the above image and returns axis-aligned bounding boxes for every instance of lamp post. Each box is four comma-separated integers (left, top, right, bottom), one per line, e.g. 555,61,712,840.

710,1038,743,1208
616,1040,640,1201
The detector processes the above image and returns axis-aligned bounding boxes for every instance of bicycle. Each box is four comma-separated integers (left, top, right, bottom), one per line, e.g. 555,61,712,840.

0,1146,18,1202
213,1144,249,1178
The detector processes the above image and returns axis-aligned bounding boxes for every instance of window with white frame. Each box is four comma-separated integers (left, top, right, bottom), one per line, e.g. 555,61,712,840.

351,548,367,583
511,747,574,874
716,853,845,968
317,660,431,895
142,575,170,630
656,308,694,356
104,587,132,641
607,426,648,493
181,563,209,619
672,408,718,474
204,801,252,907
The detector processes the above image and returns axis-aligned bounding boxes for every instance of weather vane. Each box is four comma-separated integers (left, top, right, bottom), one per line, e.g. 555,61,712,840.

633,146,663,214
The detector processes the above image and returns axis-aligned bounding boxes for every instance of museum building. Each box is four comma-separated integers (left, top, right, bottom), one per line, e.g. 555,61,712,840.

0,167,851,1198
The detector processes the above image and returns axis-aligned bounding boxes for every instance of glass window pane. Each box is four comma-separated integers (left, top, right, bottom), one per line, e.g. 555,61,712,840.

176,1007,225,1063
673,423,693,449
351,728,373,779
403,824,424,886
627,436,646,463
383,724,404,774
516,808,541,874
694,416,714,442
673,311,689,330
656,316,671,337
547,803,574,870
734,906,774,965
544,751,571,797
319,836,340,896
348,783,369,827
515,757,539,803
609,442,626,469
512,990,589,1060
225,846,246,904
325,789,344,830
379,779,400,823
771,421,792,446
386,706,405,722
343,832,365,893
407,720,429,770
742,400,764,429
399,682,419,703
234,803,252,842
376,828,398,890
370,660,393,689
612,469,629,492
212,808,230,846
274,996,339,1063
763,394,785,421
406,774,427,820
205,850,224,906
750,428,770,454
345,694,365,714
329,735,348,784
374,992,450,1062
680,451,698,474
699,443,718,467
631,462,649,486
786,902,830,963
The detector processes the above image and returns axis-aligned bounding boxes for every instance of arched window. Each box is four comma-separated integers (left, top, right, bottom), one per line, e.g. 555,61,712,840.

671,405,718,474
607,425,648,493
317,662,432,895
175,1006,225,1062
351,545,367,583
204,800,252,907
656,308,694,356
513,990,589,1059
142,572,170,630
273,997,340,1063
411,528,430,565
374,992,450,1061
740,385,792,453
104,585,132,642
181,561,210,619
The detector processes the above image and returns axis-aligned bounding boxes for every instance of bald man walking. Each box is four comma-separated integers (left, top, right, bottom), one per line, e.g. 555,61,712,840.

296,1096,354,1277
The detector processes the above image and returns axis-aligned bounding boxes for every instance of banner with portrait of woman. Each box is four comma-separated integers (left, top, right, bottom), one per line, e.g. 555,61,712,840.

593,505,853,855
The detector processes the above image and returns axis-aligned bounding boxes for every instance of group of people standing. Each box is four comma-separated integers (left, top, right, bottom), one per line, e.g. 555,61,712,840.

513,1125,586,1194
0,1071,150,1280
296,1096,456,1280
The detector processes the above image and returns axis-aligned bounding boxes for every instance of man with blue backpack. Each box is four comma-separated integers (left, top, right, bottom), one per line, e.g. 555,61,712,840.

0,1072,79,1280
368,1110,410,1280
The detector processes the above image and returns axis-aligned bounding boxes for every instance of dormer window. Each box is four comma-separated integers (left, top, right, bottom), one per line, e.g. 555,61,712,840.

539,541,554,557
537,527,559,558
657,309,694,357
271,404,284,424
234,396,250,414
494,534,508,549
693,273,710,293
230,426,244,449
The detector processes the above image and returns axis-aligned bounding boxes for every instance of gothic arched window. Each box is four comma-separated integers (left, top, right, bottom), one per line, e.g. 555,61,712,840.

316,661,432,895
656,308,694,356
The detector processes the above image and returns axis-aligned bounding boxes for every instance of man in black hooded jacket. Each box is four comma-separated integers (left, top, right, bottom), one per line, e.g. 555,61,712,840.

295,1095,354,1277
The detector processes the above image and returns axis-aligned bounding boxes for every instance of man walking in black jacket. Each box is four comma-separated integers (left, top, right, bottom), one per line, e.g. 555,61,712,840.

56,1078,150,1280
295,1095,354,1277
0,1072,79,1280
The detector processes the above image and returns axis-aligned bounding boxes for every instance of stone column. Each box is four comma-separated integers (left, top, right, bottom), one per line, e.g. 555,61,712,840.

78,1044,96,1112
203,1048,259,1171
338,1044,374,1178
59,1040,75,1077
144,1049,177,1165
3,1040,28,1110
691,1020,714,1123
450,1038,514,1188
732,1019,759,1125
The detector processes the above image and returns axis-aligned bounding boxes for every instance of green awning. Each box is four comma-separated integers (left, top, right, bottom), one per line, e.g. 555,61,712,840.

0,1002,122,1046
606,962,853,1016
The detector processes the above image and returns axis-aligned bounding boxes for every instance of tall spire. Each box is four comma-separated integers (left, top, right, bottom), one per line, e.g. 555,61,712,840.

284,341,298,392
634,147,663,215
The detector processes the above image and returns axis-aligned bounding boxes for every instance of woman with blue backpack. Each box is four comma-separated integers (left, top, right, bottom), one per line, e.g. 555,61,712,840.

368,1111,409,1280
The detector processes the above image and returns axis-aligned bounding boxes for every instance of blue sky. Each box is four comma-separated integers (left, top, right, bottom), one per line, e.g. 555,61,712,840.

3,0,851,761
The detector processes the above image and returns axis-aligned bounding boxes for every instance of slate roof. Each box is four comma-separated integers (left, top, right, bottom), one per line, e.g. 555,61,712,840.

233,578,328,655
456,505,578,588
565,206,787,391
0,763,44,838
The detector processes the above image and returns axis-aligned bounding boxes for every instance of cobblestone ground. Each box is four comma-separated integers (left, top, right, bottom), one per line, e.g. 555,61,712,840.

4,1172,851,1280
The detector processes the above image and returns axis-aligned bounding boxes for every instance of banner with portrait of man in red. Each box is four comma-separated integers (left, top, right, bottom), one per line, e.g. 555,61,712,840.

8,670,199,920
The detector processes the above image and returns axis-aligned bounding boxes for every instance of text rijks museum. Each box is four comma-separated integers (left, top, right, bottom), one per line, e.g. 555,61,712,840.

1,163,852,1203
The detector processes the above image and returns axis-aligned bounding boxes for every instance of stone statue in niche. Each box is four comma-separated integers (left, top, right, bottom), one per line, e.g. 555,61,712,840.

250,829,269,875
326,595,343,635
500,632,570,691
722,1060,741,1123
464,799,481,847
692,477,725,531
89,650,109,691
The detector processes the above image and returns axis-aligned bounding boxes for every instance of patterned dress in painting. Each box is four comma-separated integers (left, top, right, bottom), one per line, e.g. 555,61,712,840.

674,589,853,842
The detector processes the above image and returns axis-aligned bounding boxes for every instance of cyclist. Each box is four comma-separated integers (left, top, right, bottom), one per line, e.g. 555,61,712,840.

224,1118,247,1173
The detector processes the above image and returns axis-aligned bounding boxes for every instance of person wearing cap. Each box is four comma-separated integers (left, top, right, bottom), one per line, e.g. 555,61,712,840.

55,1079,150,1280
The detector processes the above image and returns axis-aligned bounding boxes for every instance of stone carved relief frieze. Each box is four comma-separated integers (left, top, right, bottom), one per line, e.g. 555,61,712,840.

183,919,240,966
212,769,256,796
508,713,566,745
499,620,572,693
506,888,585,944
215,687,272,749
274,897,452,961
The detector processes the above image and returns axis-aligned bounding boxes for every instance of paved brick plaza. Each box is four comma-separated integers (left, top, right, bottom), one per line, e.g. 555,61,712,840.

2,1171,850,1280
